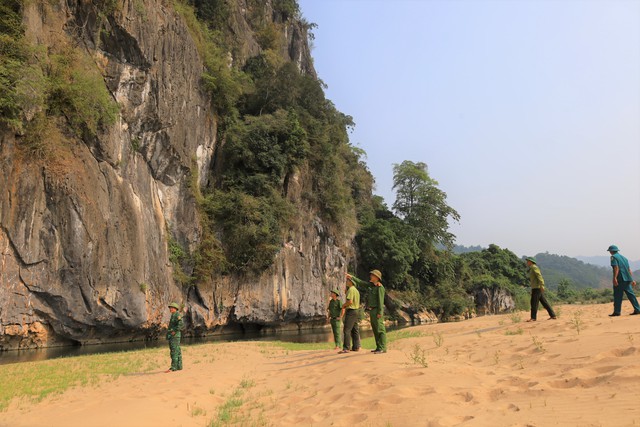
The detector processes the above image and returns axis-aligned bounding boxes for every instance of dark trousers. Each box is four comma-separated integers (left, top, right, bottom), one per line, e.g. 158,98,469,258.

612,281,640,314
342,309,360,351
531,288,555,320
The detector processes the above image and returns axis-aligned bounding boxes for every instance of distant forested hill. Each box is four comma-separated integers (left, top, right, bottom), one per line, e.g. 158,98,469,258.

577,255,640,270
534,253,610,289
452,244,485,254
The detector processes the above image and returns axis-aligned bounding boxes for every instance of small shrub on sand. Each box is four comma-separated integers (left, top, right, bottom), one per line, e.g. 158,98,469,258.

570,310,584,335
509,312,522,323
407,344,428,368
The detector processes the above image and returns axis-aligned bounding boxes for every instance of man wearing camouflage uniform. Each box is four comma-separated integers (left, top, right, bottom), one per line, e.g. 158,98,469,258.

327,289,343,349
166,302,184,372
347,270,387,353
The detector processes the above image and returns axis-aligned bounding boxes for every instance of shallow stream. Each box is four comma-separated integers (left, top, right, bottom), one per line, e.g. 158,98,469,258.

0,324,409,365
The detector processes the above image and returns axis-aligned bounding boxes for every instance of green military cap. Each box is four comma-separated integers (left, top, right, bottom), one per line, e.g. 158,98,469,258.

168,302,180,309
330,288,340,295
525,257,536,264
607,245,619,252
369,269,382,280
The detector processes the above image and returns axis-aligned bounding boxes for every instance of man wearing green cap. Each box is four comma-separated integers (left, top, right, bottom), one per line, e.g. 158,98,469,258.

346,270,387,353
166,302,184,372
607,245,639,316
327,289,343,349
338,276,361,354
525,257,556,322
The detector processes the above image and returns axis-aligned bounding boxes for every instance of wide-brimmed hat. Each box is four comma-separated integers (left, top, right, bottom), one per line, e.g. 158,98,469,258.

330,288,340,295
168,302,180,310
525,257,536,264
369,269,382,280
607,245,619,252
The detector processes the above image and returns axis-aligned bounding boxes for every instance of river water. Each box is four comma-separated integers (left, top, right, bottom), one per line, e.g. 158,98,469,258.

0,324,405,366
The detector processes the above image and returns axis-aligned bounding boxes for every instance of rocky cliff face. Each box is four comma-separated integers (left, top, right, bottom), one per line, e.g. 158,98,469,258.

0,0,347,350
472,287,516,315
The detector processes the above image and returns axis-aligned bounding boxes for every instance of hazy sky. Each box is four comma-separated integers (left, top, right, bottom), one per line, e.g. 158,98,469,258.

298,0,640,260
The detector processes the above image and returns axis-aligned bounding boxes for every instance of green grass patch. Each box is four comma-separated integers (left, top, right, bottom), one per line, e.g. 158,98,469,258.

259,328,425,352
209,387,246,427
0,348,163,410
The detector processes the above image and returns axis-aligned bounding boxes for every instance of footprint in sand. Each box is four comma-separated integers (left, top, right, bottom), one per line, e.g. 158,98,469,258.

419,386,436,396
383,395,404,405
394,369,427,379
432,415,475,426
453,391,475,403
609,347,637,357
326,393,344,404
548,376,607,389
593,365,619,374
489,388,506,401
343,413,368,424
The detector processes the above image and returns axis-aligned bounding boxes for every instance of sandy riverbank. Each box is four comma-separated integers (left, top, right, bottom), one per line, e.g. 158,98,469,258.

1,303,639,427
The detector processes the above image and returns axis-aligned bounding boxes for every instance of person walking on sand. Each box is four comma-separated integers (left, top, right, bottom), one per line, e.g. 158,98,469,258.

346,270,387,354
166,302,184,372
525,257,557,322
327,289,343,350
338,277,360,354
606,245,640,317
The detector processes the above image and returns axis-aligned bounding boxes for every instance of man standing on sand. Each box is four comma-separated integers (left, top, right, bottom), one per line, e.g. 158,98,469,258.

327,289,343,350
338,277,360,354
525,257,557,322
166,302,184,372
607,245,640,317
346,270,387,354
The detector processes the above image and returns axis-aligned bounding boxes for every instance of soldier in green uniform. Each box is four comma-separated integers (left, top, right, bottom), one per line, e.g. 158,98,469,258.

166,302,184,372
525,257,557,322
346,270,387,353
607,245,640,316
327,289,343,349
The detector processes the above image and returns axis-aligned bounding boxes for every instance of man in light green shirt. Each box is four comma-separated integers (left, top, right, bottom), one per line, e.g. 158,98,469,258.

338,277,360,354
526,257,556,322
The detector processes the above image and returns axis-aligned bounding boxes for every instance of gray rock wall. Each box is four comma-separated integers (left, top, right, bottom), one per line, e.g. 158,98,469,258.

0,0,348,350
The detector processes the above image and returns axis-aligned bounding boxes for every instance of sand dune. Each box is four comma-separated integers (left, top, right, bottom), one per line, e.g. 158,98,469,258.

2,303,640,427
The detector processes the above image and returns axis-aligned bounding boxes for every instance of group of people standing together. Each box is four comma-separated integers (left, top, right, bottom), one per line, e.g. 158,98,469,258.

328,244,638,355
163,244,637,371
327,270,388,355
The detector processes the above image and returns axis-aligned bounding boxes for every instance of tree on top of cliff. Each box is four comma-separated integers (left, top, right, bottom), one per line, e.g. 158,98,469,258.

392,160,460,248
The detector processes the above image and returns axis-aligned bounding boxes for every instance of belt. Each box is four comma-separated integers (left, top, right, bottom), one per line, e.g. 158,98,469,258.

330,317,340,320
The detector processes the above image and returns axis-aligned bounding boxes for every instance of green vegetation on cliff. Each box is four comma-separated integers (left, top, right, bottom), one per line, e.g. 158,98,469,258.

173,0,372,275
0,0,118,156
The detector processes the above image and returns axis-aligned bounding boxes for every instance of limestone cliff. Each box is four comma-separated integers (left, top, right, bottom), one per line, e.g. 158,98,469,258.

0,0,352,350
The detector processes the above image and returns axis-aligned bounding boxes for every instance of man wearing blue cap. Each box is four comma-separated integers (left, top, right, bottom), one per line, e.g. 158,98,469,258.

607,245,639,317
525,257,556,322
